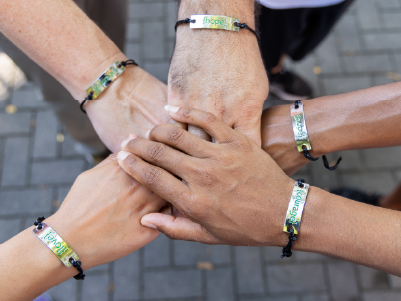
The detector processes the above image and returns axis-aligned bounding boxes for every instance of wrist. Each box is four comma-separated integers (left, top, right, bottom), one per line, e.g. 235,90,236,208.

178,0,255,26
71,51,128,101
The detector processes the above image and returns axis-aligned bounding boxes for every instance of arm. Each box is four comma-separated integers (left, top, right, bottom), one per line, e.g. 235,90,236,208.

117,107,401,276
261,82,401,175
0,0,171,151
169,0,269,144
0,155,165,301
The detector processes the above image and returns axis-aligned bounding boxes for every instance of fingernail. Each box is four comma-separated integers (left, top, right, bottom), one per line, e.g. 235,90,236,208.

117,151,130,161
141,221,157,230
164,105,180,113
121,139,130,148
145,130,151,140
129,133,137,140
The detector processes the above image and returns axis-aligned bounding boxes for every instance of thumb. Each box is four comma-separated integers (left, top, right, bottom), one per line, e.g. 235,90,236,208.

141,213,220,244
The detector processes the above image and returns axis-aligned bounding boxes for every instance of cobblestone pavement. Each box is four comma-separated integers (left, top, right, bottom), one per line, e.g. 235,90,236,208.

1,0,401,300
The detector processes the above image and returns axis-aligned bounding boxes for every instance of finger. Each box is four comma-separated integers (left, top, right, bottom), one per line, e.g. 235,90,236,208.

141,213,220,244
148,124,216,157
121,138,194,178
164,106,236,144
188,125,212,142
117,151,190,212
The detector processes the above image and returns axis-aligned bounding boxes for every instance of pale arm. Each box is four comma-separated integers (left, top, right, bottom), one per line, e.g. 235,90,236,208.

0,0,172,151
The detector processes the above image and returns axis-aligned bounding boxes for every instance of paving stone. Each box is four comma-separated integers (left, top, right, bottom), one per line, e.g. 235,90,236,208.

0,112,31,136
144,234,170,268
47,278,78,301
235,247,264,294
334,14,362,51
343,54,392,73
388,274,401,288
293,251,328,262
33,111,59,158
143,61,170,83
114,252,140,300
1,137,29,186
327,262,359,301
129,2,164,19
166,1,178,40
264,247,287,262
315,35,342,74
301,293,330,301
355,0,381,30
363,291,401,301
81,273,109,301
174,240,230,266
143,22,165,59
125,43,141,65
11,82,47,108
126,22,141,41
340,171,396,195
240,297,298,301
31,159,85,185
336,150,364,172
363,33,401,50
143,269,202,299
362,146,401,169
382,13,401,29
0,188,52,215
0,218,21,243
266,263,326,293
206,267,234,301
321,76,371,95
372,75,395,87
61,133,81,157
377,0,401,9
309,153,340,190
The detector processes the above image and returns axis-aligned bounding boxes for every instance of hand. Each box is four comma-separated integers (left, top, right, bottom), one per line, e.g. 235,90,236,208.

117,107,294,246
46,154,166,270
86,66,179,152
169,1,269,145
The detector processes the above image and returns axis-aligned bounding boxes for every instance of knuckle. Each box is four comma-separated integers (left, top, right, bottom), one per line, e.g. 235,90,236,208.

147,143,166,161
182,107,192,118
143,167,162,187
168,127,185,144
202,112,216,124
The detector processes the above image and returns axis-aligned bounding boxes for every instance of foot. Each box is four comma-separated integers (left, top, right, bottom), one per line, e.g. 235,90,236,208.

269,69,312,101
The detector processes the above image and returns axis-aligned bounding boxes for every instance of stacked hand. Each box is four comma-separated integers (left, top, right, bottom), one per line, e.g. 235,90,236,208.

118,107,294,246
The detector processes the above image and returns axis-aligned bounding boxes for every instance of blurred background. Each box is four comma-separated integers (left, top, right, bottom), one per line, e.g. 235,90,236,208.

1,0,401,300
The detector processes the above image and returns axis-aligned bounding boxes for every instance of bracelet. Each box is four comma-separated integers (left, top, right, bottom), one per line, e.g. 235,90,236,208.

32,217,85,280
80,59,138,114
281,179,309,258
175,15,259,41
291,100,342,171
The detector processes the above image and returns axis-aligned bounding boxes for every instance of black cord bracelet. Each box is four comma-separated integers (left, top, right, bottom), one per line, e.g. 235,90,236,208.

281,178,304,258
294,100,342,171
34,217,86,280
80,59,138,114
175,18,260,41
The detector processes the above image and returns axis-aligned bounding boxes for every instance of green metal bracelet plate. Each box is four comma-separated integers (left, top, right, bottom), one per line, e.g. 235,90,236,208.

283,182,310,235
33,223,79,268
190,15,240,31
85,61,126,100
291,102,312,152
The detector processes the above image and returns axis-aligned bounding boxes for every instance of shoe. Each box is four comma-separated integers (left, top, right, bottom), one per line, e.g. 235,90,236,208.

269,69,312,101
330,187,381,206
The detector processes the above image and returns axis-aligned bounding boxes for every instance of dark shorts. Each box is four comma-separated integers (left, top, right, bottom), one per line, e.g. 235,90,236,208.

258,0,354,71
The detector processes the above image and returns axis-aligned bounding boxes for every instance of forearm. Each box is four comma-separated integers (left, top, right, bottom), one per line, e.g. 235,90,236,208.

262,83,401,158
0,0,126,100
0,228,75,301
291,187,401,276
